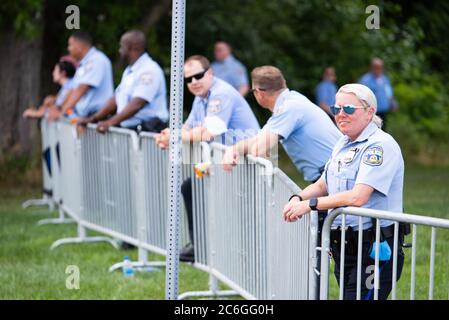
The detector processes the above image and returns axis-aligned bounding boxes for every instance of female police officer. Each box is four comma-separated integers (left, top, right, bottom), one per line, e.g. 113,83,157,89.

283,83,404,300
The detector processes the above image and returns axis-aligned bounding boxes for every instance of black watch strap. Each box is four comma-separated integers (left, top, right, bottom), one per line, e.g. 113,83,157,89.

289,194,303,202
309,198,318,211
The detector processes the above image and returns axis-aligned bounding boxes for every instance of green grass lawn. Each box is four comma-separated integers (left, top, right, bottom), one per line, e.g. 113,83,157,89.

0,188,210,299
1,159,448,299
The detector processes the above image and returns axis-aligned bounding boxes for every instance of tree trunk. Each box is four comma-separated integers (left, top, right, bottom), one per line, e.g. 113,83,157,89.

0,31,43,161
141,0,172,33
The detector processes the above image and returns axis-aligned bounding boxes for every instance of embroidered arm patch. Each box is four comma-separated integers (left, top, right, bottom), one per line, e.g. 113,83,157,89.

363,146,383,166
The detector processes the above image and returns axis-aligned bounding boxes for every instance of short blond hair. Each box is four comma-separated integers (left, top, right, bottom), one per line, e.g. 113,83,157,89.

251,66,286,93
337,83,383,128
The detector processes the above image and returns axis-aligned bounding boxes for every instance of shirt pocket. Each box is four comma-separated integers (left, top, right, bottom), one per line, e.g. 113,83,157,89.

335,167,358,192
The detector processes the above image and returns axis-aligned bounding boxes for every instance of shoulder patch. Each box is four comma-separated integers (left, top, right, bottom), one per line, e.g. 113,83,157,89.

139,72,153,85
84,61,94,72
363,146,383,166
207,99,221,113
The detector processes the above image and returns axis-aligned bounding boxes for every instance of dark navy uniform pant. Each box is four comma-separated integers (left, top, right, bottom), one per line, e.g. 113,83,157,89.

331,233,404,300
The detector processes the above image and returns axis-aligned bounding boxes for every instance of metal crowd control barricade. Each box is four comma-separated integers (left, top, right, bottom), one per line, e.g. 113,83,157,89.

51,124,142,250
57,119,82,221
268,168,319,299
320,207,449,300
179,142,317,300
178,142,239,300
23,118,55,211
114,131,192,273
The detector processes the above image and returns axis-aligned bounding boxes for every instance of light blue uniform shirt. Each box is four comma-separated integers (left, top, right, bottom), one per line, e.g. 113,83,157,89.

263,89,342,181
115,52,168,128
323,122,404,230
211,55,249,91
72,47,114,117
359,73,393,114
55,78,74,107
315,80,337,107
185,77,260,145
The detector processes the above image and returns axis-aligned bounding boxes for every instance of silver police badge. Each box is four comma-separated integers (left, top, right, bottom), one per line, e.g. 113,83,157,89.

342,147,359,164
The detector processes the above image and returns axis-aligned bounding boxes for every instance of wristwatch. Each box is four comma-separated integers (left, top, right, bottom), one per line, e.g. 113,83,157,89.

309,198,318,211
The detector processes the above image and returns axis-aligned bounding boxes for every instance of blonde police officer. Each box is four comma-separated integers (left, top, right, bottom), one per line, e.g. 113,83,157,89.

283,83,405,300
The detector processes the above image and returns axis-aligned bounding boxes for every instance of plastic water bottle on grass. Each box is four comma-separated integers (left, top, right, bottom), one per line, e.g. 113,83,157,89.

122,256,134,277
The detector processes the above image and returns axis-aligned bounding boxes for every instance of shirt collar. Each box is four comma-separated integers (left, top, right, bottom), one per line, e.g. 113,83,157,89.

130,52,150,72
344,121,378,145
80,47,96,65
199,77,217,105
62,78,73,89
272,88,290,113
223,55,235,64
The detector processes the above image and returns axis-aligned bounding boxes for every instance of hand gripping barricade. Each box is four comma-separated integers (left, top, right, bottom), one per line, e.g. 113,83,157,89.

320,207,449,300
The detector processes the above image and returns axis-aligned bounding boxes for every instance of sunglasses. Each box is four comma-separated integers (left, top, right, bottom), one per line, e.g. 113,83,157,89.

330,104,367,115
185,68,209,84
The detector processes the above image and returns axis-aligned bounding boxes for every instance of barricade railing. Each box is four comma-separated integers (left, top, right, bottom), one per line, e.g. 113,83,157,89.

24,119,321,299
320,207,449,300
48,122,196,270
177,142,318,300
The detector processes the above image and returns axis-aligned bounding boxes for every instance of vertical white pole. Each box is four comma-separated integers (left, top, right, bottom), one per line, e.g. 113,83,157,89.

165,0,186,300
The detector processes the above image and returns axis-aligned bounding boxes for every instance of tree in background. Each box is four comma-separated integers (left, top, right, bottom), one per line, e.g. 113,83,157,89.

0,0,448,167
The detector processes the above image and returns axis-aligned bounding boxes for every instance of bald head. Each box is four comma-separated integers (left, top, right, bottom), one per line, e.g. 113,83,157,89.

119,30,147,64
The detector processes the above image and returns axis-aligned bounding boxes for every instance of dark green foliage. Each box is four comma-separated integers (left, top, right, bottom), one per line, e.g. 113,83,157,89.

1,0,448,164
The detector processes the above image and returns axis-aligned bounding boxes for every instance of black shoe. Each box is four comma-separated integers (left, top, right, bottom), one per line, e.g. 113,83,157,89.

179,243,195,262
120,241,136,250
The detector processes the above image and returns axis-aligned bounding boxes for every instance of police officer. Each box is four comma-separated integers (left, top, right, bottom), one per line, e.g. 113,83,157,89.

23,58,76,119
222,66,341,185
49,31,113,121
222,66,341,281
283,83,405,300
359,58,398,130
155,55,260,262
211,41,249,96
77,30,168,133
315,67,337,119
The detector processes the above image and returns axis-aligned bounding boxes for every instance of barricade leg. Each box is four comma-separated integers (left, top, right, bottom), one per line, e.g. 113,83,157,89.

37,207,75,225
22,193,55,211
178,274,239,300
108,247,166,272
50,223,119,250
